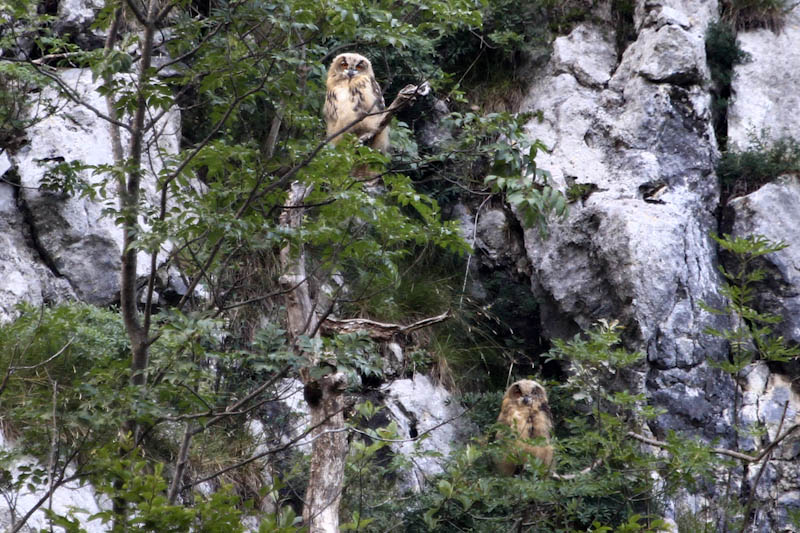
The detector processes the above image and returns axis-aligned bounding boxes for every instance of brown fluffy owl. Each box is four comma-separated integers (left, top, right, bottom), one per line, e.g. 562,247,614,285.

495,379,554,475
323,53,390,153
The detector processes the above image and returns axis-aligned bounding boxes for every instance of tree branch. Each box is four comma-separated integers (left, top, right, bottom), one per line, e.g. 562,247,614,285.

360,81,430,147
321,310,450,341
742,401,790,530
626,425,800,463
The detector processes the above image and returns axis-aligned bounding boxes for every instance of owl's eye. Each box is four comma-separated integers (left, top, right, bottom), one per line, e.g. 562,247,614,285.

356,63,364,70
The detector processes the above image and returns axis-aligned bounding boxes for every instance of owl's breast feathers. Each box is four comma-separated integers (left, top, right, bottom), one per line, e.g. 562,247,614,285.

323,58,389,152
347,76,382,114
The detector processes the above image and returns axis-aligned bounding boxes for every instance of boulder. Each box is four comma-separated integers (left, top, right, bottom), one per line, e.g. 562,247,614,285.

0,155,74,322
384,375,477,492
7,68,180,307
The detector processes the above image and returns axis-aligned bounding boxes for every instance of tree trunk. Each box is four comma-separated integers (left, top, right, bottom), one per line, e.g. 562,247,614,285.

302,372,348,532
279,181,348,533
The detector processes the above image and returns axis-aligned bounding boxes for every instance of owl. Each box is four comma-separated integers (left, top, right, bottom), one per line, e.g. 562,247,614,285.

323,53,390,153
495,379,554,475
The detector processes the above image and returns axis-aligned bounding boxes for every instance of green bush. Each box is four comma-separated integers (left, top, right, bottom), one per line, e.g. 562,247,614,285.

705,21,750,149
716,133,800,197
359,322,671,532
705,22,749,89
0,303,129,459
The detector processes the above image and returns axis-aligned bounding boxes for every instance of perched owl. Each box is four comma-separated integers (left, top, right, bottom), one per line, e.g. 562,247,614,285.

495,379,554,475
323,53,390,153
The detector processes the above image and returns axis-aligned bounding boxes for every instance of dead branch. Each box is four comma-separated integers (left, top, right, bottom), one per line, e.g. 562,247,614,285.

321,310,450,341
360,81,431,147
549,419,800,482
550,458,603,481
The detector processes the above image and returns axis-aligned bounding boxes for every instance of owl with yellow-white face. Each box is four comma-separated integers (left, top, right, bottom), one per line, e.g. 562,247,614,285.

323,53,389,153
495,379,554,475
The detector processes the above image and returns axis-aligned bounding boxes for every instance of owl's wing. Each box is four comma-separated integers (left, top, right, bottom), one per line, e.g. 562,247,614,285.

371,77,386,111
324,90,338,122
540,402,553,424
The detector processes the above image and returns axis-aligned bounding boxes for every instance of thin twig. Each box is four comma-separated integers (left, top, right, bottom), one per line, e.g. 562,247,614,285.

627,425,800,463
460,194,492,308
9,337,74,372
741,400,790,531
550,458,603,481
349,407,472,444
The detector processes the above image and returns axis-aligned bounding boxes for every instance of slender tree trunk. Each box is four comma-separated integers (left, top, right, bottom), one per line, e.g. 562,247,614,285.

279,181,348,533
105,1,160,527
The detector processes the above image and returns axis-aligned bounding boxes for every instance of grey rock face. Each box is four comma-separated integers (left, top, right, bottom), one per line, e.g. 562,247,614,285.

727,6,800,148
4,68,180,309
551,24,617,88
636,24,706,85
727,178,800,346
385,375,477,492
510,1,800,529
535,45,731,444
0,171,75,322
520,11,724,372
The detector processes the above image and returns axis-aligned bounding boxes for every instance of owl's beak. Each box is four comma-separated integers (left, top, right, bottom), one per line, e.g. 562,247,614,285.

346,68,357,79
522,396,532,405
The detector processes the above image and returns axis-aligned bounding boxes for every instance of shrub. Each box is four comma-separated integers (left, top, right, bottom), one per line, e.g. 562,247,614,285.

716,133,800,198
705,22,749,90
705,21,750,150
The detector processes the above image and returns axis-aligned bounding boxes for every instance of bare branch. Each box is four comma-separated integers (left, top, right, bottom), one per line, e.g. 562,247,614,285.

360,82,430,147
321,310,450,341
349,406,470,444
185,404,349,489
626,426,800,463
742,401,790,530
8,337,74,373
20,66,133,132
550,458,603,481
8,448,83,533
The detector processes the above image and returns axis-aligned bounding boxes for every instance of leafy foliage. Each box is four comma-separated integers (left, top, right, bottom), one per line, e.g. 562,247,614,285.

0,303,129,456
716,132,800,198
705,22,750,90
703,233,799,372
485,138,567,236
359,322,674,532
436,0,598,110
0,0,571,528
0,301,309,529
0,60,52,150
704,21,749,150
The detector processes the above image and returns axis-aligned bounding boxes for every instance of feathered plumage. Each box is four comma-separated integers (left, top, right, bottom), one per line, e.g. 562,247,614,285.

495,379,554,475
323,53,389,152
